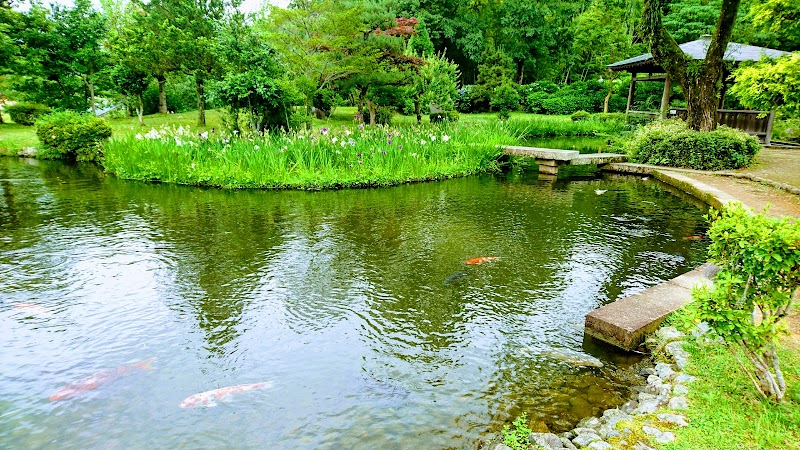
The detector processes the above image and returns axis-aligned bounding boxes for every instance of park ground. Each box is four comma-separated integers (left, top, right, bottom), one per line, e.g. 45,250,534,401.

2,108,799,448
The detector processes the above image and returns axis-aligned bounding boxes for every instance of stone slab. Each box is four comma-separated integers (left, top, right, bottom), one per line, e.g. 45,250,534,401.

584,264,713,351
503,146,579,161
570,153,628,166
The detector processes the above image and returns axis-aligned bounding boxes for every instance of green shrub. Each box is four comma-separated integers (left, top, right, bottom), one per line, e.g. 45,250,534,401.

502,413,533,450
523,91,550,114
375,106,393,126
35,111,112,163
570,110,591,121
689,203,800,402
7,102,51,126
491,82,520,120
541,94,592,115
773,117,800,142
624,119,760,170
429,110,459,123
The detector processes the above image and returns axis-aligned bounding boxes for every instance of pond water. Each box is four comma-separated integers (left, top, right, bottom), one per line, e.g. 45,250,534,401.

0,158,708,449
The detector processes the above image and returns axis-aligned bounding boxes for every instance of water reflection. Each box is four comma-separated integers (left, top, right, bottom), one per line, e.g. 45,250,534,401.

0,158,708,448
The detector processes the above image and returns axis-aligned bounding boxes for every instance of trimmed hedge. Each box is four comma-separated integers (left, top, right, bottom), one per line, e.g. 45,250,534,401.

35,111,112,163
623,119,760,170
7,102,51,126
571,110,591,121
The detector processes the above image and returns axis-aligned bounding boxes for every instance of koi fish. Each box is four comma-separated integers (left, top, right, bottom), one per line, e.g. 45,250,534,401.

179,382,273,408
50,358,156,401
595,189,608,195
683,235,706,241
444,271,468,285
13,303,52,315
465,257,499,265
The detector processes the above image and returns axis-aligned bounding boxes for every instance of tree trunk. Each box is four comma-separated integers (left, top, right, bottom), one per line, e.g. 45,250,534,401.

516,59,524,85
641,0,742,131
137,92,144,126
304,97,313,131
414,98,421,124
156,74,168,114
685,77,718,131
604,72,614,113
195,74,206,127
84,73,97,116
367,99,377,126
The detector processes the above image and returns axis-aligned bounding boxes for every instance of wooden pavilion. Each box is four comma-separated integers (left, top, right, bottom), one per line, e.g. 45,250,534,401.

608,36,788,144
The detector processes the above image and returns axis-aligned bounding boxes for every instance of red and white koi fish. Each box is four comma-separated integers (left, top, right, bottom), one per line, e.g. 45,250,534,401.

49,358,156,401
465,256,500,265
179,382,273,408
13,303,52,315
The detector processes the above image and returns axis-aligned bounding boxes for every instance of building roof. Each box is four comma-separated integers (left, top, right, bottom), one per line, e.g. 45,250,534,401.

609,37,790,72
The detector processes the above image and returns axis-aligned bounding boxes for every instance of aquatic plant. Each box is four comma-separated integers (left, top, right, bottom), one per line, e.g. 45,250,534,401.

102,121,521,189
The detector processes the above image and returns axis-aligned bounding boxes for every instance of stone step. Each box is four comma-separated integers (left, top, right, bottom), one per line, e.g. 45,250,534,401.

570,153,628,166
584,263,715,351
503,146,579,161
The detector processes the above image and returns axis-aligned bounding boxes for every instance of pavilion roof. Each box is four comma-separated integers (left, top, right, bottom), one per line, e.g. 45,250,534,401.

608,37,789,72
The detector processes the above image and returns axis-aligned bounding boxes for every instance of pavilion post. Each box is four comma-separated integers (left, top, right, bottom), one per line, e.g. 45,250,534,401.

660,74,671,119
626,72,637,113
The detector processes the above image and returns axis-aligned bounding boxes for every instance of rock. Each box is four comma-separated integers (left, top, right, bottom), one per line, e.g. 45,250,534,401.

620,400,638,414
665,341,691,369
673,384,689,396
560,436,578,450
529,433,565,449
587,441,613,450
656,327,684,341
573,427,600,436
493,444,512,450
561,431,576,440
632,398,659,415
669,396,689,410
655,362,676,380
601,408,625,422
643,426,676,444
647,375,663,387
657,413,689,427
639,367,657,377
598,424,621,440
634,442,656,450
572,432,602,447
576,417,602,429
638,392,658,402
543,349,604,368
674,373,697,384
18,147,37,158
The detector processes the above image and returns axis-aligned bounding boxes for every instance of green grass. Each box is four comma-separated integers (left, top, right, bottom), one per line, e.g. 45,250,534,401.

0,112,38,155
660,341,800,450
102,120,521,189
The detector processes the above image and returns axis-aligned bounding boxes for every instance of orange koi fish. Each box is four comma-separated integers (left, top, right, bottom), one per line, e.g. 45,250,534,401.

180,382,273,408
49,358,156,401
465,256,500,265
682,235,706,241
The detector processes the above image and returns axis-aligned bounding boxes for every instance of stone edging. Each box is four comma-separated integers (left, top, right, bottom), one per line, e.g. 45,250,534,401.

492,327,698,450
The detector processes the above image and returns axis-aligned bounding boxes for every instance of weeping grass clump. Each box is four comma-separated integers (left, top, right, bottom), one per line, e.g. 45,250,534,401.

102,121,522,189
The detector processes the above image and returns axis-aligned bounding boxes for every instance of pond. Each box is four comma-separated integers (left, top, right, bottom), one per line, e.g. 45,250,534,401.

0,158,708,448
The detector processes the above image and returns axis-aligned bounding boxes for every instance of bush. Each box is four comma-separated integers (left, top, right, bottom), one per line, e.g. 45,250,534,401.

455,85,474,113
624,119,760,170
491,82,521,120
570,110,591,121
523,91,550,114
429,110,459,123
375,106,393,126
35,111,112,163
7,102,51,126
690,202,800,402
540,94,592,115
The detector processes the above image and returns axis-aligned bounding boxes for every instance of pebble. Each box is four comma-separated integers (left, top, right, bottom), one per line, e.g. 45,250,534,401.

560,436,578,450
674,373,697,384
577,417,602,429
655,362,676,380
620,400,638,414
665,341,691,369
673,384,689,396
633,398,659,414
641,425,676,444
598,424,620,439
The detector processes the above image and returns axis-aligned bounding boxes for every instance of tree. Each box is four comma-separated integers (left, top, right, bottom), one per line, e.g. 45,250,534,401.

213,11,299,132
110,65,149,125
730,53,800,116
573,0,638,112
748,0,800,51
641,0,742,131
267,0,376,129
52,0,107,115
